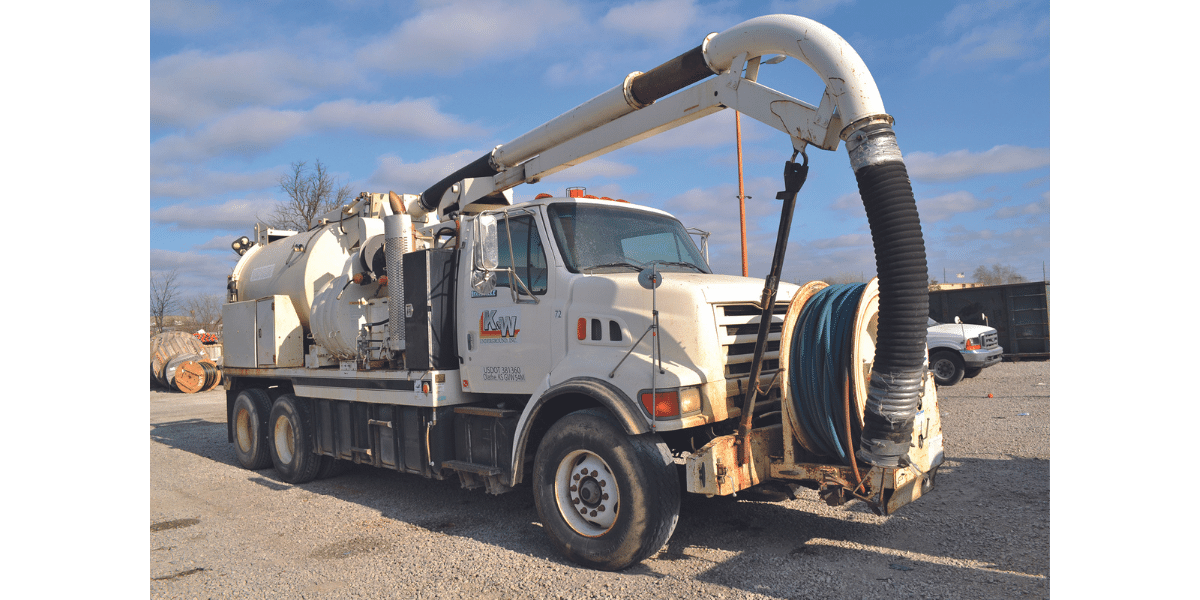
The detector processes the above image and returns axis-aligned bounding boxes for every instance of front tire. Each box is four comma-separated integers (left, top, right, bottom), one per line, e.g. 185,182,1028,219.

268,394,321,484
930,350,965,386
232,389,273,470
532,408,680,571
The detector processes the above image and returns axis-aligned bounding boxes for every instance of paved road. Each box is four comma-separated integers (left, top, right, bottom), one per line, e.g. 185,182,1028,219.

150,361,1049,599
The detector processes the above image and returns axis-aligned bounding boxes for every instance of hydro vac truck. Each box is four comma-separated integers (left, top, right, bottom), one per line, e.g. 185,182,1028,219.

221,13,943,570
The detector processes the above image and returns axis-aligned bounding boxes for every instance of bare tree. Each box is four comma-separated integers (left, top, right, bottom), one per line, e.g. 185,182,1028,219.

184,293,223,332
972,264,1028,285
150,269,180,334
266,159,354,231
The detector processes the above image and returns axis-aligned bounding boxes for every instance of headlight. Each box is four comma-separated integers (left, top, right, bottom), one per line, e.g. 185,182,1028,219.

679,387,701,413
965,336,982,350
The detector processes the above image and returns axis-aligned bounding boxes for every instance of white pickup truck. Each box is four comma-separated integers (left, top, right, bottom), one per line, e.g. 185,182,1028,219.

927,317,1004,386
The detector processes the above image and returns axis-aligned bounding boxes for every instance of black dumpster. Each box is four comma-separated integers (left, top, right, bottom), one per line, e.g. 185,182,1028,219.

928,281,1050,360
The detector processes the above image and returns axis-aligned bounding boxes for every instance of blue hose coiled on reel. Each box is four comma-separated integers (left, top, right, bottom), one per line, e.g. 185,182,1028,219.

788,283,866,465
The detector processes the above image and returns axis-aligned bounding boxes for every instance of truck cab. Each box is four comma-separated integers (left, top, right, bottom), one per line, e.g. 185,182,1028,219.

457,196,791,436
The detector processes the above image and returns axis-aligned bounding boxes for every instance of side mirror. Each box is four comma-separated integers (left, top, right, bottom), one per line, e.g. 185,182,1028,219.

953,316,962,324
477,214,498,270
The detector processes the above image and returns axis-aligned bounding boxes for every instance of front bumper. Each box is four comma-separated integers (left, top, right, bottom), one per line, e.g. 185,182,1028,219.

962,346,1003,368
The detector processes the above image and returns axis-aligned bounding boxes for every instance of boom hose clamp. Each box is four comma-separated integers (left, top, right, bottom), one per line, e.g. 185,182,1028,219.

845,120,902,172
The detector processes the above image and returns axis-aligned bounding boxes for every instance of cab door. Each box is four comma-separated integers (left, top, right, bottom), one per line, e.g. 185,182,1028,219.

460,210,554,395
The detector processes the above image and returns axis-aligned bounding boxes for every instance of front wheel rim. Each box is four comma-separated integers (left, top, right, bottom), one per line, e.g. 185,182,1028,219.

933,359,953,379
554,450,618,537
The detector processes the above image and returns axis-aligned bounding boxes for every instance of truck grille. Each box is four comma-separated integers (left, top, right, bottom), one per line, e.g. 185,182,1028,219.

714,303,788,379
982,331,999,349
714,302,790,424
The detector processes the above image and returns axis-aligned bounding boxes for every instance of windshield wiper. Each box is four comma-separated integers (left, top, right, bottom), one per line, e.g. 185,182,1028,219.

583,261,644,273
651,261,706,273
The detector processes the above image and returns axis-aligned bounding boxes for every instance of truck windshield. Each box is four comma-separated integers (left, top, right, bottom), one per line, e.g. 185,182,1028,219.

546,202,711,274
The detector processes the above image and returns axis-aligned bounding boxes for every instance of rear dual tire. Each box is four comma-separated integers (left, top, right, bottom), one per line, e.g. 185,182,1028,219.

269,394,322,484
232,389,273,470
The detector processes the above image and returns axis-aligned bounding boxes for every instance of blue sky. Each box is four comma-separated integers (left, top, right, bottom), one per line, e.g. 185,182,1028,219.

150,0,1051,299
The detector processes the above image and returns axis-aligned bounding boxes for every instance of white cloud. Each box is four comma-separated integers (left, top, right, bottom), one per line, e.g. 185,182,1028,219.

544,51,621,87
356,0,580,73
151,0,225,34
923,1,1048,72
905,145,1049,181
916,191,991,223
152,49,358,128
152,99,484,164
782,242,878,285
152,198,271,231
928,19,1046,65
151,248,242,297
810,233,872,250
307,99,484,138
940,0,1019,31
151,168,281,199
992,199,1048,220
830,192,866,215
366,149,485,193
195,234,249,252
602,0,698,42
936,224,1048,277
633,109,744,152
1022,175,1049,189
659,178,791,276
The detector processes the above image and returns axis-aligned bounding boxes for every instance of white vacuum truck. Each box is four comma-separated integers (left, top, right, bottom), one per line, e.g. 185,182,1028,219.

221,13,944,570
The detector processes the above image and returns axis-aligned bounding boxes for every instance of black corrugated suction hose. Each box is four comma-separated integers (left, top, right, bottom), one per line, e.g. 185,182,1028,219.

852,125,929,468
419,153,500,214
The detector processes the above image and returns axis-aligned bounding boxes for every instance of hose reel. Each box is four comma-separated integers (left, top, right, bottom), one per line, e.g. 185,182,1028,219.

779,278,881,466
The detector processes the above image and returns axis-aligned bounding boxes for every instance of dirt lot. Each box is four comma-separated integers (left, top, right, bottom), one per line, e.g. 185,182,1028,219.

150,361,1049,599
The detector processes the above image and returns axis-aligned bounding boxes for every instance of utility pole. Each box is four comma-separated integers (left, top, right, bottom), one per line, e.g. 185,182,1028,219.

736,111,749,276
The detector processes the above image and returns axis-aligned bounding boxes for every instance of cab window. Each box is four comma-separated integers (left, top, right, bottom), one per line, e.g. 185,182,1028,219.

496,215,548,295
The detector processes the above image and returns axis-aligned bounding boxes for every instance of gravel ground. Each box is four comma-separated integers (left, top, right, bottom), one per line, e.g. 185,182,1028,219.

150,360,1049,599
